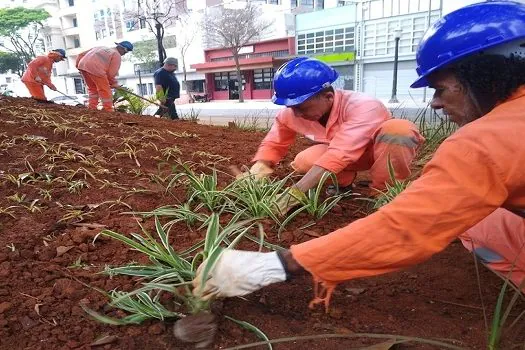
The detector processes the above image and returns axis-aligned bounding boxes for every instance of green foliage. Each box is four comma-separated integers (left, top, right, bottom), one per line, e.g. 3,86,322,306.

0,51,24,76
370,156,411,209
0,7,50,63
128,39,158,67
0,7,49,33
86,214,261,324
113,86,152,115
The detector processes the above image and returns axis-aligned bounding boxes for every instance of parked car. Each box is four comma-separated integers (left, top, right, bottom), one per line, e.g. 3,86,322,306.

49,94,88,107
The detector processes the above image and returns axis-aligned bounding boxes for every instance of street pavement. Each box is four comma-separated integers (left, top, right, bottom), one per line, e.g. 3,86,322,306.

174,98,442,126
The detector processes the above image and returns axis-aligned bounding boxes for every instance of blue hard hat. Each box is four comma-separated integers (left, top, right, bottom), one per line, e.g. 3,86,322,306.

272,57,339,106
53,49,66,58
411,1,525,88
115,41,133,52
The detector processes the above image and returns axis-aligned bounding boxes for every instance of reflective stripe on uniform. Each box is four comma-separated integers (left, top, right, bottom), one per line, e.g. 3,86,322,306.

375,134,419,148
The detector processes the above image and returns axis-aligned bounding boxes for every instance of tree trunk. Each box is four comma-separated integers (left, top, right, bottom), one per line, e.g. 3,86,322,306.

181,53,192,102
232,53,244,103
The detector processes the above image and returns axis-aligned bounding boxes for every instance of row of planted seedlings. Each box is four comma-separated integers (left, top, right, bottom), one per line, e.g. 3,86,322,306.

84,160,354,348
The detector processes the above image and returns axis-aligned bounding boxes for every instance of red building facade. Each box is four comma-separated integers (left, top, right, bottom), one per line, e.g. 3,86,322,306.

191,37,295,100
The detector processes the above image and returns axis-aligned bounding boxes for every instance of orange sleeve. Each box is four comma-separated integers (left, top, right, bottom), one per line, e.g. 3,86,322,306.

291,133,508,283
106,52,122,86
315,100,390,173
252,112,297,164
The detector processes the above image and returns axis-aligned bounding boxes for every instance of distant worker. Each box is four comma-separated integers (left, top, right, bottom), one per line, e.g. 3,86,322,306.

238,57,424,214
154,57,180,120
21,49,66,102
76,41,133,112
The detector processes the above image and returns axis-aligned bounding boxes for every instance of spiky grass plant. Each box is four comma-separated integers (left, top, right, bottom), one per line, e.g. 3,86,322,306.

85,213,263,324
370,156,411,209
167,163,229,212
278,172,352,235
223,173,293,225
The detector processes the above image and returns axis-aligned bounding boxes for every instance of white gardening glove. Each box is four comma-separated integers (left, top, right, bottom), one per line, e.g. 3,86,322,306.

236,161,274,180
193,250,287,300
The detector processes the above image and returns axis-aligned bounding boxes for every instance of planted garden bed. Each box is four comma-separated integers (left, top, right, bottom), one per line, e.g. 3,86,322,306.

0,96,518,349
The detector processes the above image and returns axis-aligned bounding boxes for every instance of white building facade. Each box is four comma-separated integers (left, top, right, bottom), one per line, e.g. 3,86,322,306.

49,0,206,100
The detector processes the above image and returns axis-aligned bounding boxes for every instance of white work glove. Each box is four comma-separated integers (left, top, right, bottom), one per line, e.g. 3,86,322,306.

237,161,274,180
193,250,287,300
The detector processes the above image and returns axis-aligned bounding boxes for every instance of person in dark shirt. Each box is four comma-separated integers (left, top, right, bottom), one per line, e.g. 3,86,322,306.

154,57,180,120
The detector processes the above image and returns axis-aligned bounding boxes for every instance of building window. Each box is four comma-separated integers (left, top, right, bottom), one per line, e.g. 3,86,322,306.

253,68,274,90
361,15,430,57
74,38,81,48
290,0,297,8
337,0,346,6
68,0,74,6
315,0,324,9
300,0,314,7
268,0,278,4
148,83,153,95
214,72,245,91
214,72,229,91
297,26,355,55
52,68,57,76
6,77,12,84
72,17,78,27
74,78,85,94
137,83,147,96
189,80,205,93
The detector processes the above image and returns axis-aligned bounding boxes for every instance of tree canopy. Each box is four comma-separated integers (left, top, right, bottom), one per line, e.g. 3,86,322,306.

0,51,24,76
0,7,50,64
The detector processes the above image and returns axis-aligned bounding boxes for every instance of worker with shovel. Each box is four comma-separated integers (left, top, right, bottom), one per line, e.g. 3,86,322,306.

236,56,424,214
21,49,66,102
194,1,525,308
76,41,133,112
154,57,180,120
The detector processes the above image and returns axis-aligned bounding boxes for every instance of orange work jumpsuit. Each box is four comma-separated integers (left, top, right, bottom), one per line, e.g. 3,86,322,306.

76,47,122,111
291,86,525,309
253,89,424,189
21,53,58,100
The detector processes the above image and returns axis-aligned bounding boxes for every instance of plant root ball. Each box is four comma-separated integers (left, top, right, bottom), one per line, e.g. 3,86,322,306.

173,312,218,349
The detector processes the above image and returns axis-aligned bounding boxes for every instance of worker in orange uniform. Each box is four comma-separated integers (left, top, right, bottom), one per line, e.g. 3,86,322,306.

76,41,133,111
237,56,424,214
194,1,525,307
21,49,66,101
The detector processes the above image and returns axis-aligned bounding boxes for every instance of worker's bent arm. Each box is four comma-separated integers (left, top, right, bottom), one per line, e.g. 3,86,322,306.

252,114,297,165
290,134,508,284
294,165,330,193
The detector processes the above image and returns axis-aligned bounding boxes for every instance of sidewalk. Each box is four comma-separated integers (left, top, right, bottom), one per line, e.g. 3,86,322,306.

176,98,432,126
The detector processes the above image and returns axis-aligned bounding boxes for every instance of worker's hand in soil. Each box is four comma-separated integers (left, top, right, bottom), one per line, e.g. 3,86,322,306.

48,84,57,91
192,250,287,300
274,186,307,216
236,160,274,180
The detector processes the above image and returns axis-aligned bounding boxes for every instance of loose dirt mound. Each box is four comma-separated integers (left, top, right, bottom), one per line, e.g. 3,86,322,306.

0,97,510,349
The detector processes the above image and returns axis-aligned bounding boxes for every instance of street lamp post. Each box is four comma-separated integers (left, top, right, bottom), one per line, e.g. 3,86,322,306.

134,64,143,96
389,27,402,104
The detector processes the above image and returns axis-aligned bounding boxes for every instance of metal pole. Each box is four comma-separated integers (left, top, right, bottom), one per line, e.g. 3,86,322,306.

389,36,400,103
137,68,143,95
422,0,432,102
155,21,164,66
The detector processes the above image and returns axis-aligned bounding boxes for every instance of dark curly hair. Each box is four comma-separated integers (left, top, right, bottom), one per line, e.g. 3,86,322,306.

448,54,525,115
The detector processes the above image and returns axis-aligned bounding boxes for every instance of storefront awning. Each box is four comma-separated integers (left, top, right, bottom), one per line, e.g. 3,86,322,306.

191,56,291,74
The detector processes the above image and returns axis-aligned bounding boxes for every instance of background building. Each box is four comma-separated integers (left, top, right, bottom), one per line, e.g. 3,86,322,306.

0,0,485,103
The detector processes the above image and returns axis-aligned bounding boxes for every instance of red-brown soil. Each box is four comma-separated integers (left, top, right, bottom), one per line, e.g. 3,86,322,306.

0,96,521,350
